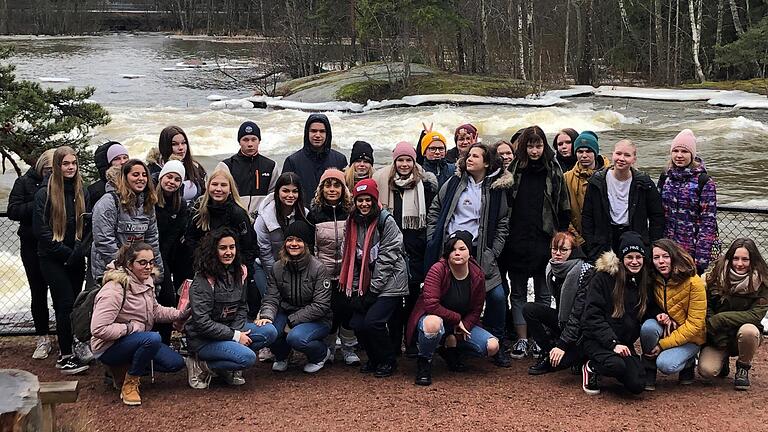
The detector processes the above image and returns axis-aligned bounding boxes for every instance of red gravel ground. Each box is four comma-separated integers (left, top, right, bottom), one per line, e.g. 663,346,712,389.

2,336,766,432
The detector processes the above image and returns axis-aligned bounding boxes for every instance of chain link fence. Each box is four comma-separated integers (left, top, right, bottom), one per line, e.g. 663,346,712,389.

1,206,768,335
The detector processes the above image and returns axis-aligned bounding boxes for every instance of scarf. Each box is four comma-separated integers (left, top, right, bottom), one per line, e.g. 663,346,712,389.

548,258,584,323
726,268,763,296
376,165,427,230
339,210,378,296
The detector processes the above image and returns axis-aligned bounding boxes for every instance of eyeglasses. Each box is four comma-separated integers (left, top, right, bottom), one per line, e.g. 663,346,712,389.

426,147,446,154
134,259,156,267
550,247,572,253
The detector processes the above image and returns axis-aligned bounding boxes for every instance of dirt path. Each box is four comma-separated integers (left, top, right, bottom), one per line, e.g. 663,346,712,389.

1,336,765,432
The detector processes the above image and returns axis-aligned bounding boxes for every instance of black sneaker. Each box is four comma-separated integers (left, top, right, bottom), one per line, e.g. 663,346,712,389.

717,357,730,378
679,360,695,385
644,368,657,391
56,355,89,375
734,361,751,390
414,357,432,386
528,340,543,359
374,362,397,378
510,339,528,360
493,348,512,368
582,361,600,395
359,361,376,374
528,356,552,375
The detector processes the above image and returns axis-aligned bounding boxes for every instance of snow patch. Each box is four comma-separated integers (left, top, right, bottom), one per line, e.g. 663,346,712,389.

206,94,227,101
565,85,768,110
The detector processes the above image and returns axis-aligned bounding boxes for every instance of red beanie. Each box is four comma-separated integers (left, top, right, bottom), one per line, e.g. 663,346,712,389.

352,178,379,202
392,141,417,161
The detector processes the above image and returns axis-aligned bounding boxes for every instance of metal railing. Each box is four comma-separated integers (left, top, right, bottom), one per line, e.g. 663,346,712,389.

1,205,768,335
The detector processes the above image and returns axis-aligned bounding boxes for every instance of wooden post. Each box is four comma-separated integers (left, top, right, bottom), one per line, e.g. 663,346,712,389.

0,370,42,432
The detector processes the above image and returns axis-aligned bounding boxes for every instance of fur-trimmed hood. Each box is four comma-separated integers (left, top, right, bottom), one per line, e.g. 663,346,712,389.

102,261,158,294
595,250,621,275
490,168,514,190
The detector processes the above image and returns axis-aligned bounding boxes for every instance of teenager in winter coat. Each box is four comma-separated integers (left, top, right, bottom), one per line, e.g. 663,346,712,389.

341,179,408,378
186,167,259,316
641,239,706,390
91,242,188,406
427,142,512,366
184,228,273,389
525,231,593,376
283,113,348,207
372,141,439,356
91,159,162,284
153,160,191,343
564,131,609,246
344,140,376,191
445,123,478,164
253,221,333,373
86,141,129,209
32,146,90,375
698,238,768,391
307,168,360,365
658,129,718,274
8,148,54,359
418,130,456,188
505,126,571,361
580,231,650,396
552,128,578,172
407,231,499,386
158,125,207,206
254,172,310,275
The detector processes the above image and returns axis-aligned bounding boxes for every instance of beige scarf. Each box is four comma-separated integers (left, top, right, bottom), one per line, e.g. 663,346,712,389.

726,268,763,295
374,164,427,230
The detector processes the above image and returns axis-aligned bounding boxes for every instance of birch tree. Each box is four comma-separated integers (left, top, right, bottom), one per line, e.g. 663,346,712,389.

728,0,744,35
689,0,705,82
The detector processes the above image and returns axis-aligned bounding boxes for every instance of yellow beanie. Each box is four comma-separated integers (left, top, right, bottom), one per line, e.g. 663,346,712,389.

420,131,447,155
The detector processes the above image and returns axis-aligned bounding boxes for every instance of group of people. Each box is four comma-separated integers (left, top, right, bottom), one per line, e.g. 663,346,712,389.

7,112,765,406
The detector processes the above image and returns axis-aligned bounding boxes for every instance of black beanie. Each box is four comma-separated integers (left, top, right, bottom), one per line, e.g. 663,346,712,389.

443,230,474,258
238,121,261,141
350,140,374,164
618,231,646,259
284,220,315,250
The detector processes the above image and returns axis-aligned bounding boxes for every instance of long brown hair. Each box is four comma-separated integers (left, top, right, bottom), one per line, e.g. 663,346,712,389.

158,126,204,185
193,167,248,231
652,239,697,284
514,126,555,169
116,159,158,215
46,146,86,241
611,256,649,319
707,238,768,295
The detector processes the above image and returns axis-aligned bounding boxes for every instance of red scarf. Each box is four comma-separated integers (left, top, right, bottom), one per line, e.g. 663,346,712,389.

339,212,378,296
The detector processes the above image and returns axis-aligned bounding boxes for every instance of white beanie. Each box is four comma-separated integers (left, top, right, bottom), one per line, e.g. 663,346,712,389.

159,160,185,181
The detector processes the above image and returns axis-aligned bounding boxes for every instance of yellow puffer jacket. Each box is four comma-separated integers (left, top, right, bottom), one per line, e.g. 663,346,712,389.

563,155,609,245
653,274,707,349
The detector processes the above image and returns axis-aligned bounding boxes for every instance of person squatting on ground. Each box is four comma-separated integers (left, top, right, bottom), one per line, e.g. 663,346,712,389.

372,141,439,357
32,146,91,374
91,159,163,284
253,221,334,373
407,230,500,386
641,239,706,391
344,140,376,191
341,179,409,378
90,242,189,406
504,126,571,360
308,168,361,366
657,129,718,274
184,228,271,389
698,238,768,391
7,148,54,360
524,231,593,376
580,231,650,395
157,125,207,206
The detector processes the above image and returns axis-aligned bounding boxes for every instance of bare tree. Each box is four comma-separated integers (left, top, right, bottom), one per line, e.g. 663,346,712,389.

728,0,744,35
517,1,526,80
689,0,705,82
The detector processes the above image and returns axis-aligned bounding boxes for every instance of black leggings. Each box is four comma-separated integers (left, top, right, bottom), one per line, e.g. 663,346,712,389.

582,338,645,394
522,303,583,369
20,236,49,335
387,282,420,353
39,256,85,356
350,296,400,367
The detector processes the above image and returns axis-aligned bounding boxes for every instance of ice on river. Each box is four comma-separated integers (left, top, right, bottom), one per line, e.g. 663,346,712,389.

38,77,70,83
559,85,768,110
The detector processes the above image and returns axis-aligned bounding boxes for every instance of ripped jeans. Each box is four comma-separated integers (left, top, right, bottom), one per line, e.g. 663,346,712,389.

416,315,496,359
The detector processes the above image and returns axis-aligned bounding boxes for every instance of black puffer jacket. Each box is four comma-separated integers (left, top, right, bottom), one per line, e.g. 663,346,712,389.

86,141,117,211
155,196,189,271
32,178,87,262
260,254,332,328
7,167,46,239
186,196,257,266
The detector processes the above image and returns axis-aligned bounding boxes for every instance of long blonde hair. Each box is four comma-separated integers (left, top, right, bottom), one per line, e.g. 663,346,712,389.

34,148,56,177
344,165,374,191
46,146,85,241
193,167,248,231
116,159,157,215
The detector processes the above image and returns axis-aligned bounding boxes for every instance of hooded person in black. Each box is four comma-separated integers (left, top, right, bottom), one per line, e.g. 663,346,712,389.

87,141,128,211
283,114,348,207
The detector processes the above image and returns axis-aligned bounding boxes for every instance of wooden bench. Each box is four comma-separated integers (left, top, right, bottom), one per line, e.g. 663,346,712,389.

39,381,79,432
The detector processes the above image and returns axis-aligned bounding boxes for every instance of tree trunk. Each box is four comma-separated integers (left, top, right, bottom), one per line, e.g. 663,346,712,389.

517,1,526,80
260,0,266,34
654,0,665,84
689,0,705,82
576,0,593,85
350,0,357,66
1,0,9,34
507,0,516,77
728,0,744,35
526,0,534,80
480,0,489,73
674,0,680,84
456,29,465,73
564,0,571,76
716,0,724,46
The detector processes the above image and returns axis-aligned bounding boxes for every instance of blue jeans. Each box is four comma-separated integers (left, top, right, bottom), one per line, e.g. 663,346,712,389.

98,331,184,376
252,262,267,297
640,319,700,374
416,315,497,359
482,284,506,339
263,312,331,363
197,323,274,371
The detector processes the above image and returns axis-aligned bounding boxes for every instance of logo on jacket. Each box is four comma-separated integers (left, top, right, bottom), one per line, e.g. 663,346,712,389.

323,280,331,289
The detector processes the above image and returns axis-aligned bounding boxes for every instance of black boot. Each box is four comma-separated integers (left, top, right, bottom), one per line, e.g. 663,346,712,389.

493,347,512,368
717,356,730,378
415,357,432,386
734,361,751,390
679,358,695,385
438,347,467,372
528,355,552,375
374,360,397,378
643,357,657,391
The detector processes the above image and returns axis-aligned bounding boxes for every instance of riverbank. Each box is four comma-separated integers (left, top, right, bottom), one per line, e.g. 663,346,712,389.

683,78,768,96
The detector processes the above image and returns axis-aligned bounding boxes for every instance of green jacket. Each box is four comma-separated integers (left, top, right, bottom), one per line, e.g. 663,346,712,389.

705,275,768,353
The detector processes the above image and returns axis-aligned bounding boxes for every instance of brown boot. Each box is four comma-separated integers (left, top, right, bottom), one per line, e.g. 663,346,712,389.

108,364,130,390
121,374,141,406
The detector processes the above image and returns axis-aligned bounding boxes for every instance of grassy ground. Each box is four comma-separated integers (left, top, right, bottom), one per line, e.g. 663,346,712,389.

682,78,768,95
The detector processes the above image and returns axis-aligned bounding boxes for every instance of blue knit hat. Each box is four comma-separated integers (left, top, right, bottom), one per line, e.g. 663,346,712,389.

573,131,599,155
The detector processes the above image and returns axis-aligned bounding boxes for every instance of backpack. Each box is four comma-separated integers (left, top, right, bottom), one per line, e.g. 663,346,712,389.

657,172,710,197
71,280,126,343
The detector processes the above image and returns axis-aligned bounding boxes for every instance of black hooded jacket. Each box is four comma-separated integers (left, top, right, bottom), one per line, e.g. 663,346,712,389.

282,114,348,207
7,167,46,239
86,141,118,211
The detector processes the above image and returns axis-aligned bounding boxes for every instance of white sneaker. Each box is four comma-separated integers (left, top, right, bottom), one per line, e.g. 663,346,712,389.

272,360,289,372
258,347,275,362
303,348,332,374
341,347,361,366
222,370,245,386
184,356,212,389
32,336,51,360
